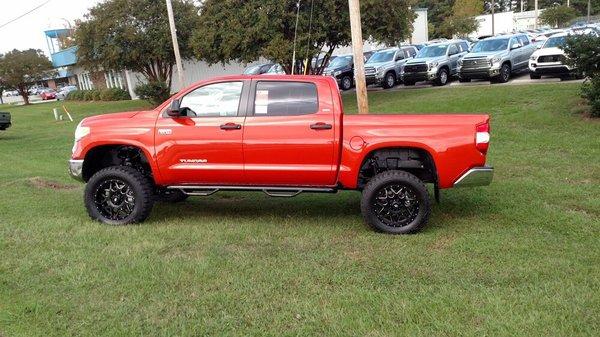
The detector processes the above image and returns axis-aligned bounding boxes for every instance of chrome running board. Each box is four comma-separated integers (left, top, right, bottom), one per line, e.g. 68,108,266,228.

168,185,337,198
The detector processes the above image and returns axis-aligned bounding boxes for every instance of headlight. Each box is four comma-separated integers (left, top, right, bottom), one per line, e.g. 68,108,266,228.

458,59,463,66
530,55,537,61
334,70,342,76
428,61,439,70
490,57,501,65
74,121,90,141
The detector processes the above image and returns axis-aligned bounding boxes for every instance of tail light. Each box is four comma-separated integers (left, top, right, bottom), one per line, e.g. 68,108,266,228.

476,122,490,154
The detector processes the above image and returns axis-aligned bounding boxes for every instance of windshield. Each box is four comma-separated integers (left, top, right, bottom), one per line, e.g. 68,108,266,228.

367,50,395,63
243,65,262,75
416,45,448,58
472,39,509,52
327,56,352,69
543,36,567,49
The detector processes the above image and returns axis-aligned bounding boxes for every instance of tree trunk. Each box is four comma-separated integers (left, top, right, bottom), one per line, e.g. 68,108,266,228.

18,86,30,105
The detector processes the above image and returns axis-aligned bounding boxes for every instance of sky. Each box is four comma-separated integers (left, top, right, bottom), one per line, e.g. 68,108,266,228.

0,0,102,56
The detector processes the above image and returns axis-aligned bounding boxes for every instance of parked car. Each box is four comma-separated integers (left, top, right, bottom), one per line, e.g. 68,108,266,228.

402,40,470,86
40,89,57,100
244,63,278,75
0,112,10,131
2,90,19,97
364,46,418,89
56,85,79,100
323,55,355,90
68,75,493,234
458,33,536,83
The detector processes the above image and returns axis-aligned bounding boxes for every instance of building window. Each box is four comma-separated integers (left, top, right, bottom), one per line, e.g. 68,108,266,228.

104,70,125,89
78,72,93,90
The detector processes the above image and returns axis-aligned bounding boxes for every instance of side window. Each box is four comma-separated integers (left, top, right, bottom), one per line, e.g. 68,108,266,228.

254,82,318,117
403,50,411,58
518,35,530,46
510,37,520,48
179,82,243,117
448,44,459,55
460,42,470,52
395,51,404,61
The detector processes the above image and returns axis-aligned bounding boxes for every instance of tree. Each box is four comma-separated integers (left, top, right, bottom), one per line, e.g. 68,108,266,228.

74,0,198,101
565,35,600,117
191,0,415,75
539,5,579,27
0,49,53,105
415,0,456,39
439,15,479,37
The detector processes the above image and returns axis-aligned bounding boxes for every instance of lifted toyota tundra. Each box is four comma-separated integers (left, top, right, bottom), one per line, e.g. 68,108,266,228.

69,75,493,234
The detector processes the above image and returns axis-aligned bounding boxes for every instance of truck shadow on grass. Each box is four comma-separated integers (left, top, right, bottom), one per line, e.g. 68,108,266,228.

148,190,492,230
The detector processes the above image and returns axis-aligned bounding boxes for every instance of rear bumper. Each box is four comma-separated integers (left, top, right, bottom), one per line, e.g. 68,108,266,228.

68,159,84,182
453,166,494,187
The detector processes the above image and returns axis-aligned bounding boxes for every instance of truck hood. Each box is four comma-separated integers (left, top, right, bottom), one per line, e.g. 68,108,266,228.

82,111,143,126
532,47,565,58
405,56,445,64
463,51,506,59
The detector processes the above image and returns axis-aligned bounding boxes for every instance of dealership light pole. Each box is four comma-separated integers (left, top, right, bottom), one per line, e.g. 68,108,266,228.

534,0,539,29
166,0,185,91
491,0,495,35
348,0,369,114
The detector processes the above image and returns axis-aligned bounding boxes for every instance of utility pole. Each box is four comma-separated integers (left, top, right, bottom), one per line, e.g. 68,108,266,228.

291,1,301,75
534,0,539,29
165,0,185,91
521,0,524,13
588,0,592,23
348,0,369,114
491,0,495,36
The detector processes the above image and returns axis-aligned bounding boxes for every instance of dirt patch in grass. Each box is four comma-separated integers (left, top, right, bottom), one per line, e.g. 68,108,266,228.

427,234,456,252
28,177,78,190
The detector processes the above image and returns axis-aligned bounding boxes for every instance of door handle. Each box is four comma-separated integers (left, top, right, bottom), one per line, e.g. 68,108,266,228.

310,122,332,130
220,123,241,130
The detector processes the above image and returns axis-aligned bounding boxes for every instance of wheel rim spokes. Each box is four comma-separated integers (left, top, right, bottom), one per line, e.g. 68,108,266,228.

372,183,419,227
94,179,135,221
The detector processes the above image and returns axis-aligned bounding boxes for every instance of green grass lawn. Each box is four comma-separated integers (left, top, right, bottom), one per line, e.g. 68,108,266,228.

1,84,598,336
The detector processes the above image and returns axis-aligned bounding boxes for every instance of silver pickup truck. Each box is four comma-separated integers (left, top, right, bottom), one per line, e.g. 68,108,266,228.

402,40,470,86
0,112,10,131
364,46,418,89
458,33,536,83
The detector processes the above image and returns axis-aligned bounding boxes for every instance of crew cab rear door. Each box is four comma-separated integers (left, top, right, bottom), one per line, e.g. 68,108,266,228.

154,80,249,185
242,79,337,186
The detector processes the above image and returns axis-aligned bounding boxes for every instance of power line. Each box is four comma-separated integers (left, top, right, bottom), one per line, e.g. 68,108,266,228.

0,0,53,31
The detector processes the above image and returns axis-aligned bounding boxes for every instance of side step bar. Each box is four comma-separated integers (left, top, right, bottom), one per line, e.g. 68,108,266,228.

167,185,337,198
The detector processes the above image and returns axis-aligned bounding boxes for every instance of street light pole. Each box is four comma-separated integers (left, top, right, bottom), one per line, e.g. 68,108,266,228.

165,0,185,91
348,0,369,114
291,0,301,75
534,0,539,29
491,0,495,36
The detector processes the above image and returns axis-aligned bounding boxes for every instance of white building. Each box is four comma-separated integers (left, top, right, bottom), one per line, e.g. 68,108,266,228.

471,10,545,38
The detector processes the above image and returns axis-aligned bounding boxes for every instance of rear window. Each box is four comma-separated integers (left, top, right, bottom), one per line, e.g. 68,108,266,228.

254,82,318,116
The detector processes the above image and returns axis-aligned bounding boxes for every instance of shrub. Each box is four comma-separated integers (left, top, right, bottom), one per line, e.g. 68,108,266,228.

100,88,131,101
66,90,84,100
565,35,600,117
134,81,170,106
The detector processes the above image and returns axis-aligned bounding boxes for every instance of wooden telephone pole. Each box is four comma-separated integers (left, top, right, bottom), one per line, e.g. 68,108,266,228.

166,0,185,91
348,0,369,114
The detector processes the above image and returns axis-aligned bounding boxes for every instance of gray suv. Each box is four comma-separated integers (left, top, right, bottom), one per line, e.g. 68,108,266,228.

458,34,536,83
364,46,418,89
402,40,470,86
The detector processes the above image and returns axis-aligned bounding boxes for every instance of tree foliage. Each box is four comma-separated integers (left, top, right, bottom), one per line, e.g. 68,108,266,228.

565,34,600,117
439,15,479,38
191,0,415,75
74,0,198,90
539,5,579,28
0,49,53,105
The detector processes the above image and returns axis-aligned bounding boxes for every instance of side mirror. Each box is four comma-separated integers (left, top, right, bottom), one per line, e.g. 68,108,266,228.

167,99,181,117
511,43,521,50
536,44,543,49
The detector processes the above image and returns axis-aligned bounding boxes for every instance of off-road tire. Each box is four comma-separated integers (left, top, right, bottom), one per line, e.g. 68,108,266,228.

340,76,353,91
434,68,449,86
84,166,154,225
382,72,396,89
360,170,430,234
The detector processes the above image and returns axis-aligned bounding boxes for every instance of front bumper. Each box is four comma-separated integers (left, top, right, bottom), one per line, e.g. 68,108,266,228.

453,166,494,188
365,74,384,85
69,159,84,182
402,71,437,82
459,67,500,79
529,64,572,75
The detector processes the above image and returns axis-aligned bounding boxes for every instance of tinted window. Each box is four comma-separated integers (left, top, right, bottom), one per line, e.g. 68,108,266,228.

417,45,448,58
448,44,459,55
254,82,318,117
472,39,509,52
459,42,470,52
367,50,396,63
180,82,243,117
518,35,530,46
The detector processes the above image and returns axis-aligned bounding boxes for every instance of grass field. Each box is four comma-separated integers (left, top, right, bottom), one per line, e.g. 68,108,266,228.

0,83,598,336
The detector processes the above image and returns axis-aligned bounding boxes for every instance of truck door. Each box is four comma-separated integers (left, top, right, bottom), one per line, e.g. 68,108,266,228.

154,80,248,185
242,79,337,186
447,44,461,74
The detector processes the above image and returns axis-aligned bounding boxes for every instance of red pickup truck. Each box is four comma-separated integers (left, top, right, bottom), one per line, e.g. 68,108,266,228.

69,75,492,234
